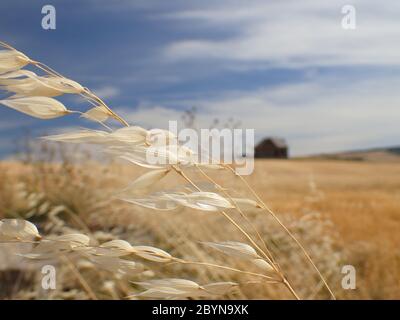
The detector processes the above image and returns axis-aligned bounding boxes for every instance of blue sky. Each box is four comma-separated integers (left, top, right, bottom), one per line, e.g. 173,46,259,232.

1,0,400,156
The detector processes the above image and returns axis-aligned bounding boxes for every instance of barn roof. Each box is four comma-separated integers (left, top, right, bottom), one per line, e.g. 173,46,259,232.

258,137,288,148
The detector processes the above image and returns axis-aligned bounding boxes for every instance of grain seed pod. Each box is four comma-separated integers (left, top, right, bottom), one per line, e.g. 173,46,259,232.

134,278,200,292
252,258,275,273
168,192,234,211
0,49,30,74
0,219,40,241
81,106,112,122
128,287,187,299
202,241,259,260
107,126,148,146
123,169,170,190
53,233,90,248
131,245,172,262
0,96,71,119
201,282,239,296
231,198,262,210
0,70,84,97
95,239,134,257
43,130,109,144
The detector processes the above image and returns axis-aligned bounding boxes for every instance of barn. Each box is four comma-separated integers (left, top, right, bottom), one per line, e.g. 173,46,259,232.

254,137,288,159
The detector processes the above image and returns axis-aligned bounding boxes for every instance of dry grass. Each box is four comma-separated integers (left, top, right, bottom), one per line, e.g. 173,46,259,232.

1,41,398,300
250,159,400,299
0,158,398,299
250,159,400,247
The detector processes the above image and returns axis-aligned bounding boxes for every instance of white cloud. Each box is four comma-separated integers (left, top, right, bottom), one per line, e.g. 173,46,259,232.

92,86,120,99
3,0,398,158
118,104,183,129
116,73,400,156
162,0,400,68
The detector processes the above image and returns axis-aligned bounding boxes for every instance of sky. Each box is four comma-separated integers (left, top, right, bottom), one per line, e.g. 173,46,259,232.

0,0,399,157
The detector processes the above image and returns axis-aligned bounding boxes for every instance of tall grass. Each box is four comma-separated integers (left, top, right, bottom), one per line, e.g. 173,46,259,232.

0,41,336,300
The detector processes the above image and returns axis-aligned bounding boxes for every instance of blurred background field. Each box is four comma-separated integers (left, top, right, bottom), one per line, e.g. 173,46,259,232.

1,148,399,299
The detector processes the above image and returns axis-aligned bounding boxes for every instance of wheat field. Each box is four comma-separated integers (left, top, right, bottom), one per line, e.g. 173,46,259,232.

1,157,398,299
250,159,400,299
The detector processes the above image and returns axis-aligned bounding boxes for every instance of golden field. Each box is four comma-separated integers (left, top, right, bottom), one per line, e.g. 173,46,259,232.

0,158,399,299
250,159,400,299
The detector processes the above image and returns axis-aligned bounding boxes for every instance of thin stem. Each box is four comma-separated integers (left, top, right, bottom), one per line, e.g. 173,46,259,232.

195,165,276,267
68,110,113,132
283,278,300,300
175,258,277,281
83,88,129,127
173,166,268,260
0,40,14,50
225,164,336,300
63,206,93,236
171,165,301,300
60,255,98,300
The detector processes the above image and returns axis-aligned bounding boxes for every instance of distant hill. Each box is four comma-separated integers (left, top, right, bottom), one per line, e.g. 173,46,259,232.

306,146,400,162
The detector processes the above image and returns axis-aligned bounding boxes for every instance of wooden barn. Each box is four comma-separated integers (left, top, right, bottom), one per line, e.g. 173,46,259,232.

255,137,288,159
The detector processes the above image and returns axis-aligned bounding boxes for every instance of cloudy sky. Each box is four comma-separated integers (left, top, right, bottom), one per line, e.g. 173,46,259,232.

0,0,399,156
